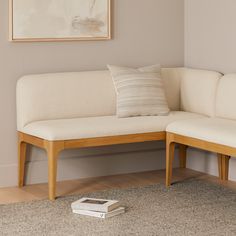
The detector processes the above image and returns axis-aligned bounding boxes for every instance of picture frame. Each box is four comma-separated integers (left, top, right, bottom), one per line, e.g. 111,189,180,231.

9,0,111,42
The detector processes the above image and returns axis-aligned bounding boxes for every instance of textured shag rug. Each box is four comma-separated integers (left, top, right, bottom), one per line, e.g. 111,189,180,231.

1,179,236,236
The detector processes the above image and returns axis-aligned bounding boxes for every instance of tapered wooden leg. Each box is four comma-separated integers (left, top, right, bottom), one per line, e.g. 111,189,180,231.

217,154,223,180
48,148,58,201
218,154,230,181
222,155,230,181
45,141,64,201
166,134,176,187
179,144,187,168
18,138,27,187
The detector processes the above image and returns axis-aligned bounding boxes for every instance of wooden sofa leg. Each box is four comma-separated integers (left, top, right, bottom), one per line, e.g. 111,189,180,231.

218,154,231,181
45,141,64,201
18,134,27,187
179,144,187,168
166,134,175,187
217,154,223,180
222,155,230,181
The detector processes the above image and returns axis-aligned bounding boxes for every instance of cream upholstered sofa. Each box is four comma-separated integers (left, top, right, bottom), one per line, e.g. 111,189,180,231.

166,73,236,186
17,68,226,200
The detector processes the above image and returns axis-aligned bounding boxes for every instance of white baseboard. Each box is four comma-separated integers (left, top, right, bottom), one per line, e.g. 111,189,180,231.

0,148,180,187
187,148,236,181
0,164,18,187
1,146,235,188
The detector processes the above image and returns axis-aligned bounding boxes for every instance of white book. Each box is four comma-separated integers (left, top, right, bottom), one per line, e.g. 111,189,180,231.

71,197,120,213
72,207,125,219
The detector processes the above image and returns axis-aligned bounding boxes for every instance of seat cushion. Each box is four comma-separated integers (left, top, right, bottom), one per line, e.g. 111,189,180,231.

167,118,236,148
21,112,204,141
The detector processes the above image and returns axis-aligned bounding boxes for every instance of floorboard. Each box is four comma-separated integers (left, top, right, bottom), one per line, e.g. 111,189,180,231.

1,168,236,204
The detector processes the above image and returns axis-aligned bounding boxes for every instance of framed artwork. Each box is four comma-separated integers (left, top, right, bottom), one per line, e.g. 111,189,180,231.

9,0,111,42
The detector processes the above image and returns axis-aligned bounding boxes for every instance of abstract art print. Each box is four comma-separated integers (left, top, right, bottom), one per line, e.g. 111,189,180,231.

9,0,111,42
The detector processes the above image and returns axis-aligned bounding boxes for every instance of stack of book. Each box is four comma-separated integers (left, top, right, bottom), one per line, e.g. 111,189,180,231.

71,197,125,219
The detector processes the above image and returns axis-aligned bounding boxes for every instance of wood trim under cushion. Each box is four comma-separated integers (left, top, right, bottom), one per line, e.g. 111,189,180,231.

64,132,166,149
18,131,166,150
19,132,45,149
167,132,236,157
18,131,166,200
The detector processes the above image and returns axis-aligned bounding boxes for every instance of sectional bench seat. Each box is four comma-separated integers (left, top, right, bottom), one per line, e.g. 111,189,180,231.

17,67,223,200
166,74,236,186
22,112,204,141
167,118,236,149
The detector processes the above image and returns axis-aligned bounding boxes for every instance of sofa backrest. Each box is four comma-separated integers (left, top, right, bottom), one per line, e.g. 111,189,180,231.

161,67,184,111
180,68,222,117
17,68,183,130
17,71,116,130
216,74,236,120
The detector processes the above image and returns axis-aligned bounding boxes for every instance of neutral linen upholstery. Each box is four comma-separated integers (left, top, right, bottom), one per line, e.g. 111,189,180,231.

108,64,170,118
17,68,181,131
180,69,222,116
16,71,117,130
22,112,204,141
167,118,236,148
216,74,236,120
161,68,184,111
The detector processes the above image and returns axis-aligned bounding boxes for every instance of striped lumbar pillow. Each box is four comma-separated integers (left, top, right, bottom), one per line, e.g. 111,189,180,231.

107,64,170,118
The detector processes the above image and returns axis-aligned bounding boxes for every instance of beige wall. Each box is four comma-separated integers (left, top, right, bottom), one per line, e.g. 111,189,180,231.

185,0,236,74
0,0,184,187
185,0,236,181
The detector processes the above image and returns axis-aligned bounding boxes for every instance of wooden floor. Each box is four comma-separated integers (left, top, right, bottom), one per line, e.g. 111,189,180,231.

1,168,236,205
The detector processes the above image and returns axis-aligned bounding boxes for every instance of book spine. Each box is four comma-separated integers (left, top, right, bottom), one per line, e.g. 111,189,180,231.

72,206,107,212
73,210,105,218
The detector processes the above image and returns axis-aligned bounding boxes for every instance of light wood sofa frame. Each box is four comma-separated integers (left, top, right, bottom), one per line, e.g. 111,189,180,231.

166,132,232,187
19,131,188,200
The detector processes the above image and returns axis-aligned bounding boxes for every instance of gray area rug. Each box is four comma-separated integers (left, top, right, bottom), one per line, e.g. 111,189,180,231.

1,179,236,236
